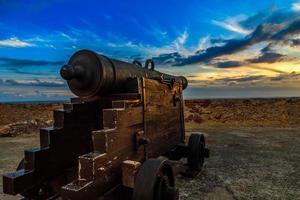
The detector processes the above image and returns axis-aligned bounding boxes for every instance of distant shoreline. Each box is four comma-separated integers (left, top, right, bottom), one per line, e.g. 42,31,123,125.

0,100,69,104
185,96,300,100
1,96,300,104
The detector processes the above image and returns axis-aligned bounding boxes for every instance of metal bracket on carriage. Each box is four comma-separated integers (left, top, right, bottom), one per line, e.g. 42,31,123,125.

173,93,181,107
163,77,176,89
152,75,176,89
134,131,149,151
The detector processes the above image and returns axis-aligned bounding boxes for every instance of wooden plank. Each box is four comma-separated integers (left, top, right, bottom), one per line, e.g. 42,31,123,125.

93,126,143,155
78,148,144,181
122,160,141,188
102,107,143,129
92,128,113,153
142,78,184,156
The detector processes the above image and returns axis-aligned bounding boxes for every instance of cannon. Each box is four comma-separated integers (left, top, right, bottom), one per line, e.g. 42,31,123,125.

60,50,188,97
3,49,209,200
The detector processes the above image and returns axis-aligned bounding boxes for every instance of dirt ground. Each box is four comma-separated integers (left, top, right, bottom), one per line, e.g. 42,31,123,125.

178,128,300,200
1,128,299,200
0,134,39,200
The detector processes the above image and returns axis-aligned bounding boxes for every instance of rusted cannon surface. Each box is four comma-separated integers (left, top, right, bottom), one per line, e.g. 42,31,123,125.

3,50,209,200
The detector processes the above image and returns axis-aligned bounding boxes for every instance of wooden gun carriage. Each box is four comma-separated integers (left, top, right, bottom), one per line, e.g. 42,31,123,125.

3,50,209,200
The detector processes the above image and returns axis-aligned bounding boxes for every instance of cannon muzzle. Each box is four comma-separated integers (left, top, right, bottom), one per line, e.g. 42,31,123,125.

60,64,86,80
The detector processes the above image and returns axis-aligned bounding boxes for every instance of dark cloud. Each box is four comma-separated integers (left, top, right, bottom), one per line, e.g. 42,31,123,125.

182,71,300,88
185,71,300,88
8,70,51,76
247,41,294,64
270,71,300,81
260,43,273,53
214,61,243,68
291,39,300,46
3,79,66,87
241,8,296,29
174,9,300,66
175,25,271,65
271,19,300,40
187,75,268,87
217,75,267,83
270,75,286,81
217,72,300,86
247,52,286,63
211,42,290,69
227,81,238,86
0,57,64,67
152,52,182,65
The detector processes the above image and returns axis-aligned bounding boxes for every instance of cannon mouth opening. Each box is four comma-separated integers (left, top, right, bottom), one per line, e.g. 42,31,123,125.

61,50,104,98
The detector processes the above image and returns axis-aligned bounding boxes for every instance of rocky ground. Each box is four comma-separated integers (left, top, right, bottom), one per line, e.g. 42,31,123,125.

178,128,300,200
0,99,300,199
185,98,300,130
2,98,300,136
0,103,61,137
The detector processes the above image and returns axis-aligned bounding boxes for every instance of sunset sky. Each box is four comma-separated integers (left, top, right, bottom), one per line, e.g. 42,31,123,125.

1,0,300,101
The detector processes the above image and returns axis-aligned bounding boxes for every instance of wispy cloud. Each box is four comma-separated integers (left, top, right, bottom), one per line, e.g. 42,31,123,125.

173,30,189,51
0,37,34,47
59,32,77,42
292,2,300,12
212,15,253,35
102,30,194,60
197,36,213,52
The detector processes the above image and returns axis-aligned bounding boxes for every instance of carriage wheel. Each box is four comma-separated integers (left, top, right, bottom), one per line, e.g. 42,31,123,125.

132,159,179,200
187,133,206,171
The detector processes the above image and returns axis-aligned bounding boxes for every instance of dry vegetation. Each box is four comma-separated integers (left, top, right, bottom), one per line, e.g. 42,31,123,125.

0,103,62,136
185,98,300,130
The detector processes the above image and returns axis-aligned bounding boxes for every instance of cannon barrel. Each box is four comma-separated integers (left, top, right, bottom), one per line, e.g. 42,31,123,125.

61,50,188,97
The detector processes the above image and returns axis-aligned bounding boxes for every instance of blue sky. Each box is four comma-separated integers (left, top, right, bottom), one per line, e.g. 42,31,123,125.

1,0,300,101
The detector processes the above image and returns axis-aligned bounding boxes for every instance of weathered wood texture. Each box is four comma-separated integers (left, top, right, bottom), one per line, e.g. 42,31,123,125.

3,99,108,195
61,77,185,199
144,78,185,157
122,160,141,188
